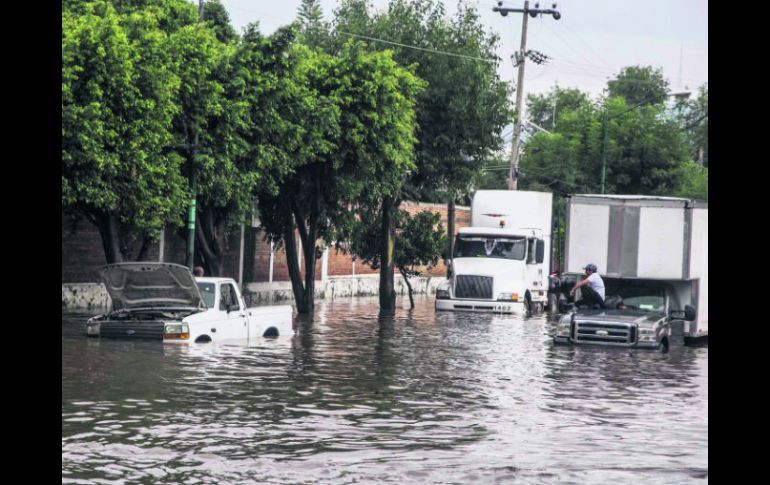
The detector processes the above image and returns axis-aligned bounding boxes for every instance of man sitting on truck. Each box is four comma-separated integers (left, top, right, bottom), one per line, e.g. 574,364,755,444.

570,263,605,309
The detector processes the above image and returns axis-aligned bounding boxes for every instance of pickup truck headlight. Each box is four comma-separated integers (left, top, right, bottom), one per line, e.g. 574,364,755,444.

638,328,655,342
557,321,571,337
436,289,451,300
163,323,190,340
497,293,519,302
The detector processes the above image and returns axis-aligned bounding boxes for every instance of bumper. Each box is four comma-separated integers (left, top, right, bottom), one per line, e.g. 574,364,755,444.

435,298,525,313
552,336,658,349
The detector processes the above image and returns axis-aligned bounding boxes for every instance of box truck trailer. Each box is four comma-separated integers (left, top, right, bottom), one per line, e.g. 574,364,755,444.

552,195,707,349
435,190,552,314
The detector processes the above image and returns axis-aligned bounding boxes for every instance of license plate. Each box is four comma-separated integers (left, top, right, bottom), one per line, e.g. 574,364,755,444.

494,304,511,312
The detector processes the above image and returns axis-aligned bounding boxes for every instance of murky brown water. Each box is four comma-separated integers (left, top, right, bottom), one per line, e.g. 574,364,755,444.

62,296,707,484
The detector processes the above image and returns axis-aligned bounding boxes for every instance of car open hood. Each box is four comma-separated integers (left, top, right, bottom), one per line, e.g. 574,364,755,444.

99,263,205,311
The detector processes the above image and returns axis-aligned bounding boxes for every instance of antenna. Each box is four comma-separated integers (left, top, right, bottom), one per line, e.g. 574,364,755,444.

677,43,684,91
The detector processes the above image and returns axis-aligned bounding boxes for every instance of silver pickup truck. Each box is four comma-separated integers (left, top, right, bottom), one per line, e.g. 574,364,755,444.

552,277,696,351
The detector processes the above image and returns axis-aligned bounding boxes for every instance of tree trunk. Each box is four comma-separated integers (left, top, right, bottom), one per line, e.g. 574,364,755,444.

379,196,396,313
135,236,152,261
93,211,124,264
196,206,223,276
399,267,414,309
284,223,309,313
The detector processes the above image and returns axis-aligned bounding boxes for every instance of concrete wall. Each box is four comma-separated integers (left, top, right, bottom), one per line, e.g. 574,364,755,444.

62,201,467,309
62,275,447,310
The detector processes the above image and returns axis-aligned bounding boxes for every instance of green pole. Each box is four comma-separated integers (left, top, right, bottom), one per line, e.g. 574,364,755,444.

186,158,196,270
600,115,608,194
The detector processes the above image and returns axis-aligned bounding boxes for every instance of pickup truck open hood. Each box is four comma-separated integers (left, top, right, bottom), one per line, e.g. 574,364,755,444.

99,263,205,311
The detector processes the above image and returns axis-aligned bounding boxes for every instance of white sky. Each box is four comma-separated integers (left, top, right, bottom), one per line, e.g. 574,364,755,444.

216,0,708,99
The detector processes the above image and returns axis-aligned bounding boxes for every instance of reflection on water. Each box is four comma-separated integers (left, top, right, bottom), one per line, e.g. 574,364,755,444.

62,296,707,484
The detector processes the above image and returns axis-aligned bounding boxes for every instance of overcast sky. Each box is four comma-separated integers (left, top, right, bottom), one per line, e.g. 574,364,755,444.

216,0,708,99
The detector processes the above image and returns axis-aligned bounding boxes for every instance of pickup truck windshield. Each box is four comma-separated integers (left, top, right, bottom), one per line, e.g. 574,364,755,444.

621,295,665,312
196,282,215,309
454,235,526,260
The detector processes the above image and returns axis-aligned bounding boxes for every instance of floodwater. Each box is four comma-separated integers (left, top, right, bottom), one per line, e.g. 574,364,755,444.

62,296,707,484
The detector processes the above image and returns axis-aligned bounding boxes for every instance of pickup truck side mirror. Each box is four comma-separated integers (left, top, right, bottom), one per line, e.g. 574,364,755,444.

226,303,238,313
684,304,696,321
670,305,696,321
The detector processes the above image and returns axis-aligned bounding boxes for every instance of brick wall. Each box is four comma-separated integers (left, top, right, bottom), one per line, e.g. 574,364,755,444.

62,202,471,283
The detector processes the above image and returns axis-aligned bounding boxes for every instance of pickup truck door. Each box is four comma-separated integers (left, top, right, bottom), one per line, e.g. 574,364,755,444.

215,282,248,340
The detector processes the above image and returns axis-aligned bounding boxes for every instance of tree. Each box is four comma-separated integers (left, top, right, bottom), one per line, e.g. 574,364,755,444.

165,19,238,276
296,0,329,48
333,0,510,310
202,0,237,43
351,210,446,309
519,85,690,197
675,160,708,201
606,65,669,106
526,86,592,131
678,84,708,167
257,41,424,314
62,0,188,262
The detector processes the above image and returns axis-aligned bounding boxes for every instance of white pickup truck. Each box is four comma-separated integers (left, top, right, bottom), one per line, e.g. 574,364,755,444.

86,263,294,343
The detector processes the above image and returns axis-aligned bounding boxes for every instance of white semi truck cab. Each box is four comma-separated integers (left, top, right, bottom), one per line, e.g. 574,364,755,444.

435,190,553,314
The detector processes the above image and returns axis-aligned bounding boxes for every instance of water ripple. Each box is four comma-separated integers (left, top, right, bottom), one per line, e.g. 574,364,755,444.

62,297,707,484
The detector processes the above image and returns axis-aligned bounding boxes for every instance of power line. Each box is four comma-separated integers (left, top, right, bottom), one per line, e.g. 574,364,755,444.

335,30,497,64
561,24,614,71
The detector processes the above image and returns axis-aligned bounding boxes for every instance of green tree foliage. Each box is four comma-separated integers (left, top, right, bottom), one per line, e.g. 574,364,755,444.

62,0,188,262
202,0,237,43
675,161,708,201
526,86,592,131
257,41,424,313
166,19,236,276
520,67,694,199
334,0,510,200
678,84,708,167
351,210,447,308
296,0,329,48
606,65,669,106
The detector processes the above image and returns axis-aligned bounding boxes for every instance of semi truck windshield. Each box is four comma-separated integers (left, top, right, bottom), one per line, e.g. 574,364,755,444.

454,235,526,260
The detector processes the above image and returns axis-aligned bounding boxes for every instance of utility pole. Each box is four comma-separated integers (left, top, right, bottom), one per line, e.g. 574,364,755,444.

493,1,561,190
186,0,205,270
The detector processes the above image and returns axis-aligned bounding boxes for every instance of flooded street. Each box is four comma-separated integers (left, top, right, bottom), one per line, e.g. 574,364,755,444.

62,296,707,484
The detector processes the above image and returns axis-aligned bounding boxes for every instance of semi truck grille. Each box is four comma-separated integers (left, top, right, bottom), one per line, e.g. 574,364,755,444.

100,320,166,340
454,275,493,299
574,321,636,345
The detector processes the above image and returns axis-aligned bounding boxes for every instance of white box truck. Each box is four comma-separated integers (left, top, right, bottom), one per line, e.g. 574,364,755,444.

552,195,707,349
435,190,552,313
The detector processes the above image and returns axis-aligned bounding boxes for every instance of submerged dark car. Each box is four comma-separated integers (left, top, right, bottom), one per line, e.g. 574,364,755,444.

552,279,695,351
